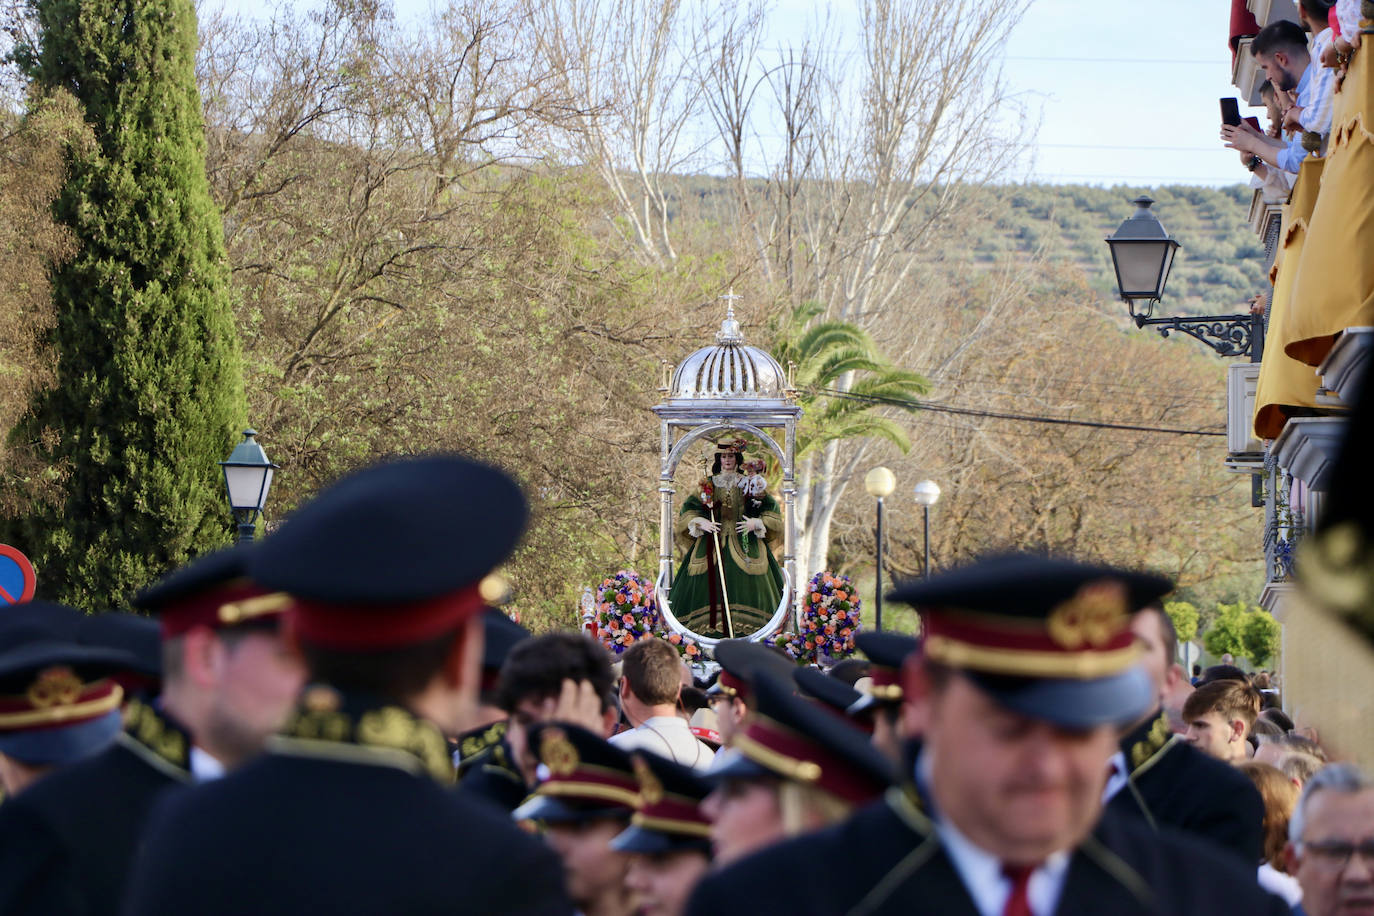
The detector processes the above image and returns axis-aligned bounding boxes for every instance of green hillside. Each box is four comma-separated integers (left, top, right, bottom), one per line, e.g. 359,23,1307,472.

976,183,1267,315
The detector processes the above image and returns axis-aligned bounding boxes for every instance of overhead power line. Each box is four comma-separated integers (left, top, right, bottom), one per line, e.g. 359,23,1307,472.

813,387,1227,438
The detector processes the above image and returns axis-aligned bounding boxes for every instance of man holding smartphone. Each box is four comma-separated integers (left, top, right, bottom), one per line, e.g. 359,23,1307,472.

1222,20,1315,175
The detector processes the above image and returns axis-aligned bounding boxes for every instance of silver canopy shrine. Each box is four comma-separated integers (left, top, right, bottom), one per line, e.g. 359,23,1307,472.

650,297,802,649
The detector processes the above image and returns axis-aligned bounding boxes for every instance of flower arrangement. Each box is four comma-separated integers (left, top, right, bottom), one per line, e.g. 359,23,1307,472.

698,477,715,509
664,630,703,661
771,571,862,665
593,570,660,655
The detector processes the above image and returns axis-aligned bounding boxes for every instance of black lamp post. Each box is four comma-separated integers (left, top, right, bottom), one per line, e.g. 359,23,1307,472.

220,428,278,543
1105,196,1263,359
864,467,896,632
913,479,940,581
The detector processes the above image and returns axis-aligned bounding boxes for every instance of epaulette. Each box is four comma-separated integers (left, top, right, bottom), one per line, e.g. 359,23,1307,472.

118,699,192,782
458,721,507,766
1128,711,1173,772
274,687,453,784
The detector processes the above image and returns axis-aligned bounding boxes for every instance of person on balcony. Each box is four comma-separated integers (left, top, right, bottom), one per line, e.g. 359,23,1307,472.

1245,81,1299,202
1288,0,1337,139
668,439,784,638
1223,21,1325,174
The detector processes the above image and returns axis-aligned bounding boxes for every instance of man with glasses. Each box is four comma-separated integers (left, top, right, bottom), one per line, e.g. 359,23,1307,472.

1287,764,1374,916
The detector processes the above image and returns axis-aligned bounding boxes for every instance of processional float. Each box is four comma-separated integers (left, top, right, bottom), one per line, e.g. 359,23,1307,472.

650,297,803,650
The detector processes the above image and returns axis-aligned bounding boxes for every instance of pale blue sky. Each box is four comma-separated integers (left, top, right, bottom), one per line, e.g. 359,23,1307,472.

211,0,1252,187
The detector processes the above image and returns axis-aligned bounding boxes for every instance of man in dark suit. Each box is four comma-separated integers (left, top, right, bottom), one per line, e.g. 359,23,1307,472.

0,549,301,916
687,554,1290,915
1106,605,1265,864
122,455,572,915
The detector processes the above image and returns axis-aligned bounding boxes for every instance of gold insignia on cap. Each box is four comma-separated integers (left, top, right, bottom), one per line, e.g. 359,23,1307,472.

1047,580,1128,650
633,755,663,805
479,574,511,605
27,666,83,709
540,727,580,776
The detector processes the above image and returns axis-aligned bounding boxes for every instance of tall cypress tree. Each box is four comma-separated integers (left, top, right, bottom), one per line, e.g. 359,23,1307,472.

4,0,246,607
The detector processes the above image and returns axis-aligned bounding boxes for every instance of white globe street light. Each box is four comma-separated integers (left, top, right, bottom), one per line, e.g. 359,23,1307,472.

913,480,941,580
864,467,897,630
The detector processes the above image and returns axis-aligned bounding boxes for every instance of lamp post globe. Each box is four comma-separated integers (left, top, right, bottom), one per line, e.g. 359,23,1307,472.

913,479,940,581
219,428,279,544
1104,196,1181,321
864,467,896,631
864,466,896,499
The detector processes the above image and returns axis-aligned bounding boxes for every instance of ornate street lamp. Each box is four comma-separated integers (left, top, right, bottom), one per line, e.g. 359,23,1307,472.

1105,196,1179,321
1105,196,1263,359
220,429,278,544
864,467,896,632
913,480,941,581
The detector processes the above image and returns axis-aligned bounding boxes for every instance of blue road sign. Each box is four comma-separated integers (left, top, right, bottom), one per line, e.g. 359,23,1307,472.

0,545,37,604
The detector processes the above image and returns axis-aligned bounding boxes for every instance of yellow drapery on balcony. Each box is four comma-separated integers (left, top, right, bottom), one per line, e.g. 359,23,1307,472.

1254,156,1325,440
1283,45,1374,366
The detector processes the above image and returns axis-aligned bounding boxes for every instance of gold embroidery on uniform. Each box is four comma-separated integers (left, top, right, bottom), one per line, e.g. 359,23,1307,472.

540,727,580,776
289,708,351,742
358,706,416,750
460,722,506,760
356,706,451,782
1047,580,1128,649
124,699,189,768
302,685,342,713
1129,711,1173,771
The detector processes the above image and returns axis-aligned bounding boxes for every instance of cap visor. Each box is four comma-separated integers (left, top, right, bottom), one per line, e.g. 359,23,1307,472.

703,746,773,784
845,693,879,716
610,823,711,855
0,708,122,765
967,665,1154,731
512,793,629,825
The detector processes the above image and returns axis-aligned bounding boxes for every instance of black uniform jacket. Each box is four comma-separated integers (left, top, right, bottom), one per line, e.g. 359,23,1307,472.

122,693,572,916
1106,710,1265,864
686,786,1290,916
0,700,192,916
454,721,529,814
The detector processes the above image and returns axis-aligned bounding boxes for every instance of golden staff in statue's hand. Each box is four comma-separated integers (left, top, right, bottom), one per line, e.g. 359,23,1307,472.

707,506,735,639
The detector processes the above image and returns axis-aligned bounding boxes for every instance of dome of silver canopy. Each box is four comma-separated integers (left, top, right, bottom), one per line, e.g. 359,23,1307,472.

664,306,790,405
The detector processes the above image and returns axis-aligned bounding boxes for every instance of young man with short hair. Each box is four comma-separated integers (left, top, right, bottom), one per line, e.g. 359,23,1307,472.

610,638,713,770
496,631,618,785
1223,20,1321,172
1182,678,1263,764
1108,606,1265,864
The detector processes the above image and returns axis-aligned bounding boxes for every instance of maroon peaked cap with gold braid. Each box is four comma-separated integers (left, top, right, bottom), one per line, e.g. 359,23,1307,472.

513,722,639,824
888,554,1172,729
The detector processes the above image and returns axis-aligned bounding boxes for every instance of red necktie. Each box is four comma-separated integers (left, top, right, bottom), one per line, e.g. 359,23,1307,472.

1001,863,1036,916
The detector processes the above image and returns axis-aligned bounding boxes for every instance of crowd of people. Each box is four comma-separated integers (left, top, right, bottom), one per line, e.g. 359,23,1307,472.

0,452,1369,915
1223,0,1359,200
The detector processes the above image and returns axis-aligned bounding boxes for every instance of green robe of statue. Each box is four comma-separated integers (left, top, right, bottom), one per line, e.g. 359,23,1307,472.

668,472,785,637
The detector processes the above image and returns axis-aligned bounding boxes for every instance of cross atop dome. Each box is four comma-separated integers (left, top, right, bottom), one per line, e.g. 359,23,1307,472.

717,288,744,343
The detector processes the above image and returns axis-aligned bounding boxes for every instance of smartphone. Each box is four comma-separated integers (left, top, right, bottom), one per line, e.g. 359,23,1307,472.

1244,116,1262,132
1220,97,1242,127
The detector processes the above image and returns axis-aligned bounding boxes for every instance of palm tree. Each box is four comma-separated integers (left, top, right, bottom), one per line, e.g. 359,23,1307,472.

768,301,929,580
